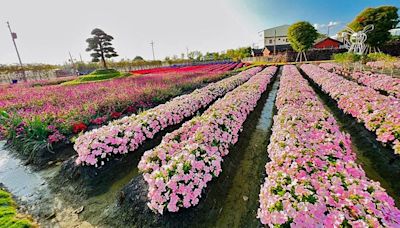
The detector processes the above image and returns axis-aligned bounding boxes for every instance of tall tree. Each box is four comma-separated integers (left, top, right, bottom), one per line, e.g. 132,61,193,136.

86,28,118,69
348,6,399,48
288,21,318,61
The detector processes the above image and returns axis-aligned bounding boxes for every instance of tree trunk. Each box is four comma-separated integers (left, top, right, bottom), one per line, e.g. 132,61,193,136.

100,50,107,69
99,42,107,69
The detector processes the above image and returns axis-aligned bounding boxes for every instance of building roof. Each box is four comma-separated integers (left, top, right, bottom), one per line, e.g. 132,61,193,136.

263,25,290,38
314,37,343,45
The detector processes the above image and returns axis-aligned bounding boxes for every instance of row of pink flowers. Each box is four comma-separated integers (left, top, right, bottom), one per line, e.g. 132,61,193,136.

319,63,343,71
138,66,277,214
366,61,400,70
301,64,400,154
74,67,262,166
352,71,400,98
320,63,400,98
258,65,400,227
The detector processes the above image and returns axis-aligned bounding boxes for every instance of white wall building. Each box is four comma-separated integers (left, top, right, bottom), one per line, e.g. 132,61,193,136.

261,25,291,48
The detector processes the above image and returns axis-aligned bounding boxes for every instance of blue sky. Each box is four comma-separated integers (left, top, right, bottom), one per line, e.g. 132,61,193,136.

239,0,399,36
0,0,399,64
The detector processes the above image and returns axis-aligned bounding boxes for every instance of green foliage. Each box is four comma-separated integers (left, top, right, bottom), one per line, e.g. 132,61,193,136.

288,21,319,52
133,56,144,61
367,52,396,61
390,35,400,41
0,189,35,228
62,69,130,85
225,47,252,61
332,53,362,63
86,28,118,69
348,6,399,47
0,64,57,74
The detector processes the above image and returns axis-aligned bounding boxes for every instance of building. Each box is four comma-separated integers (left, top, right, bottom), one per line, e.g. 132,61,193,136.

313,37,343,49
251,48,275,57
261,25,291,51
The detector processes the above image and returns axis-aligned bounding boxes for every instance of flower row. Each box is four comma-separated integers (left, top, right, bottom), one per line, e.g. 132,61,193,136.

351,71,400,98
301,64,400,154
319,63,400,98
258,65,400,227
366,61,400,70
0,63,238,152
138,66,277,214
74,66,262,166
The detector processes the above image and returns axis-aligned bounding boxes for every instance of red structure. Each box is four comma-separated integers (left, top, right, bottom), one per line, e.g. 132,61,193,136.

314,37,343,49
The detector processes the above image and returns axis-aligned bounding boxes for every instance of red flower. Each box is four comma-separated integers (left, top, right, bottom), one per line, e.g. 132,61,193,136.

72,122,87,134
125,106,136,113
110,111,122,119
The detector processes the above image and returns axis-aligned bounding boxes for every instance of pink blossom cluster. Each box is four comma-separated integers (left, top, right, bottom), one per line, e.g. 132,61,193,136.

366,61,386,69
350,71,400,98
319,63,343,71
366,61,400,70
138,66,277,214
301,64,400,154
319,63,400,98
74,67,262,166
258,65,400,227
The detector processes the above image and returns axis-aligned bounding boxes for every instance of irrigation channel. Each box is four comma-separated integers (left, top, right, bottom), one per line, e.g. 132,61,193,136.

0,65,399,227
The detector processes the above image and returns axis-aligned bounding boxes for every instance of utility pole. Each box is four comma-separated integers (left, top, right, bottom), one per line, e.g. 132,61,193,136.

69,52,77,76
273,29,277,56
186,47,189,59
7,21,26,82
150,40,155,60
327,24,333,37
79,53,83,62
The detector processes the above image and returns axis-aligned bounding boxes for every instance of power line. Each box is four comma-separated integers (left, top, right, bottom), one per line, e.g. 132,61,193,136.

6,21,26,82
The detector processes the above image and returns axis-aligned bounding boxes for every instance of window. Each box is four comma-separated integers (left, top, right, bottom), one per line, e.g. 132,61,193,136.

269,39,272,44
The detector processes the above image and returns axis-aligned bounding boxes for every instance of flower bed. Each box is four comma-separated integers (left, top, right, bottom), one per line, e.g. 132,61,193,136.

74,67,262,166
320,63,400,98
366,61,400,70
0,63,238,156
138,66,277,214
319,63,343,71
258,65,400,227
131,63,237,75
352,71,400,98
301,64,400,154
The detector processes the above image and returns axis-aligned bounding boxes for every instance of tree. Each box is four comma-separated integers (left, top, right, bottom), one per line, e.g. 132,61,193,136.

288,21,318,61
133,56,144,61
348,6,399,48
86,28,118,69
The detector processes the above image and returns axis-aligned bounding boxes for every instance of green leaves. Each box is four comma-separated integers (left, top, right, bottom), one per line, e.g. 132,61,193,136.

348,6,399,47
287,21,318,52
86,28,119,68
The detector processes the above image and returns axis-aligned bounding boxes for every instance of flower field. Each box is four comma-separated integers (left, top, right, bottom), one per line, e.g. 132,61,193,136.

2,64,400,227
74,66,261,166
131,63,238,75
320,63,400,98
258,65,400,227
301,64,400,154
0,63,240,156
138,66,277,213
